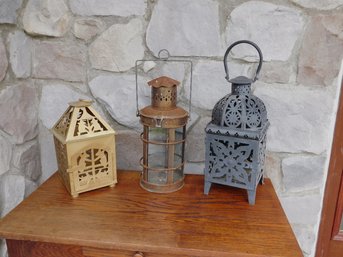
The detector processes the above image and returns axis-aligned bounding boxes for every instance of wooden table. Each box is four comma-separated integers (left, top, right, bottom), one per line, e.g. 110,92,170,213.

0,171,302,257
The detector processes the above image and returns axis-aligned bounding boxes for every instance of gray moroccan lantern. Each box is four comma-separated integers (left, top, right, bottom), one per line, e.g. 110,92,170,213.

204,40,269,205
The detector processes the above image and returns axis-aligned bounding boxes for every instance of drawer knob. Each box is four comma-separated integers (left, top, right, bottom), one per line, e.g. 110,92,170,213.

133,252,144,257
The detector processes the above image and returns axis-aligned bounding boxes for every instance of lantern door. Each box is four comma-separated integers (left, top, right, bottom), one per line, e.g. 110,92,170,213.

68,138,116,196
204,134,259,191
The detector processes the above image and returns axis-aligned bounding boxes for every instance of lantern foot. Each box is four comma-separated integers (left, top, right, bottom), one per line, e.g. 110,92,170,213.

204,181,212,195
247,189,256,205
71,193,79,198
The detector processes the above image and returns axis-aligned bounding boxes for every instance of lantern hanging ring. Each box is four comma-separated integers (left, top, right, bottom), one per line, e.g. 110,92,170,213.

224,40,263,83
157,49,171,60
135,50,193,119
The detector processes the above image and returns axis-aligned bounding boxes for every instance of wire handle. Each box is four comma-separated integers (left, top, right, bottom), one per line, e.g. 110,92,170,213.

223,40,263,83
135,50,193,119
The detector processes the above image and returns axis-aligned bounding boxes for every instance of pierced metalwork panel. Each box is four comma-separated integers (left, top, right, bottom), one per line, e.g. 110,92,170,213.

152,86,177,108
54,137,70,188
211,94,268,132
73,147,112,191
204,134,260,190
74,107,108,137
256,134,267,185
232,84,251,95
54,107,73,137
212,94,231,125
205,122,269,140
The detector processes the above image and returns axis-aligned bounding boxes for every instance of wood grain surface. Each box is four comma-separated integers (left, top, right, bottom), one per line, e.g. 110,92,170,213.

0,171,302,257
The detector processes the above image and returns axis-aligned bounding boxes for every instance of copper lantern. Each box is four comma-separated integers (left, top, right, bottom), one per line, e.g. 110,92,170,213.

138,76,189,193
52,99,117,197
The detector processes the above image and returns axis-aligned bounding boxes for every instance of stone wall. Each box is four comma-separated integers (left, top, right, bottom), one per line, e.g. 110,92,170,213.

0,1,343,257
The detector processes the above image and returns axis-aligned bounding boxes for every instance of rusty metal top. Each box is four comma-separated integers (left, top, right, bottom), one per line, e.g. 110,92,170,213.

135,50,193,119
139,105,188,128
140,76,188,128
148,76,180,88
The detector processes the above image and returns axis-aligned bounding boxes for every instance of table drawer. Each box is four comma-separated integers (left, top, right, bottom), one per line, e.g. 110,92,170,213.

6,240,185,257
83,246,185,257
6,240,83,257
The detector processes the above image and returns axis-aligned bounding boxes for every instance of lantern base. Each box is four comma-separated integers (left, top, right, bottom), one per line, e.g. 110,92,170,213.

204,180,259,205
140,175,184,193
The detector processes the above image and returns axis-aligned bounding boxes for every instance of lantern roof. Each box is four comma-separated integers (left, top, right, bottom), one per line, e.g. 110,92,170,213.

207,93,269,140
52,99,115,144
229,76,253,85
148,76,180,88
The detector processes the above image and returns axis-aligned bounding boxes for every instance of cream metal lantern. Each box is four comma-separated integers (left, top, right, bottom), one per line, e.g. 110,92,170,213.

52,99,117,197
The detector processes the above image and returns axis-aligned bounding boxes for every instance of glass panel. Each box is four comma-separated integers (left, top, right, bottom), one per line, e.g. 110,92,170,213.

147,153,183,184
173,167,183,182
147,152,168,184
175,128,184,160
145,127,185,185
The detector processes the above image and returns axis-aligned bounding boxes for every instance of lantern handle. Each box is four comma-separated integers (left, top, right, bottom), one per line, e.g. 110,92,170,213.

223,40,263,83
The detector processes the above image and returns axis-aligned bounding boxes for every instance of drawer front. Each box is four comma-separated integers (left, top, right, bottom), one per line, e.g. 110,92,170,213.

82,246,186,257
7,240,84,257
6,240,189,257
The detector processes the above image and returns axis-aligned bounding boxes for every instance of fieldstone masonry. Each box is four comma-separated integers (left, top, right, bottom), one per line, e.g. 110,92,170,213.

255,83,335,154
0,39,7,82
22,0,69,37
0,84,38,144
73,18,105,42
8,31,31,78
0,1,342,257
0,135,11,177
89,18,145,72
32,41,87,82
146,0,223,56
298,14,343,86
226,1,305,62
69,0,146,17
0,0,22,24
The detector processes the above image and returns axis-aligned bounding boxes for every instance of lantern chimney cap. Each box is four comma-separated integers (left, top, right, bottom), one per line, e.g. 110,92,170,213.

148,76,180,88
69,99,93,107
229,76,253,85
